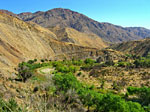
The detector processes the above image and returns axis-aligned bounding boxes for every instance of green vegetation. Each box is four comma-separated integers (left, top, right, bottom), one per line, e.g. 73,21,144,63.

84,58,96,65
52,71,145,112
13,57,150,111
127,87,150,106
134,57,150,68
17,59,52,82
0,98,25,112
53,73,81,92
117,61,132,67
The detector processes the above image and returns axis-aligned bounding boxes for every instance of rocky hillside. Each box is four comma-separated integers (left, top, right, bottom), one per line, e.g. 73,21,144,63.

49,26,107,49
18,8,150,43
0,9,107,49
111,38,150,57
0,12,106,75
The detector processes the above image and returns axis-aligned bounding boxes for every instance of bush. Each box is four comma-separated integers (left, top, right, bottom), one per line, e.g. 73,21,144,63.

53,73,81,92
17,61,43,82
18,64,33,82
77,72,82,76
127,86,150,106
77,88,102,111
41,59,45,62
105,60,114,66
0,98,24,112
72,59,84,66
118,61,131,67
27,60,35,64
134,57,150,68
84,58,96,65
95,93,145,112
56,65,79,73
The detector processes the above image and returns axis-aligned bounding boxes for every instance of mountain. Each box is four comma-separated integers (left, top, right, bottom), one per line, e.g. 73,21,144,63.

18,8,150,43
0,9,107,49
0,9,18,18
0,12,107,74
111,38,150,57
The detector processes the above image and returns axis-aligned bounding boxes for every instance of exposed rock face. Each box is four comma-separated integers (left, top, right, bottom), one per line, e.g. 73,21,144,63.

18,8,150,43
0,12,106,74
111,38,150,57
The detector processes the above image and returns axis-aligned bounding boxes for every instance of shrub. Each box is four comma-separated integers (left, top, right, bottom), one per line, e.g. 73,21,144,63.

56,65,79,73
77,72,82,76
34,59,37,62
127,101,145,112
127,86,150,106
77,88,102,111
41,59,45,62
105,60,114,66
17,61,43,82
72,59,84,66
27,60,35,64
84,58,96,65
53,73,81,92
18,64,33,82
0,98,24,112
134,57,150,68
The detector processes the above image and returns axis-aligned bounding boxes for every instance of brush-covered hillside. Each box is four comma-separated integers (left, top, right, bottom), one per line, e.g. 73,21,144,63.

111,38,150,57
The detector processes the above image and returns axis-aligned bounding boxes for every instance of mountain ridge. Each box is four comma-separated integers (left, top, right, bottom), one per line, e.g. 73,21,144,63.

17,8,150,43
1,8,150,43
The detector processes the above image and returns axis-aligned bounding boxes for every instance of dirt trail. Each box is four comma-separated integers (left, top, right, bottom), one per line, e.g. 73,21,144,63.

37,67,54,75
40,68,54,74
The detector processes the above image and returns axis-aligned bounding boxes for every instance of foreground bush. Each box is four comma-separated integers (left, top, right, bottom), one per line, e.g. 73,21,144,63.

97,94,145,112
127,86,150,106
0,98,24,112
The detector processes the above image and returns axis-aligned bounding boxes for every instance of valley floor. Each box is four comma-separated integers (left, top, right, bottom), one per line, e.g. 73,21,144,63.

0,57,150,112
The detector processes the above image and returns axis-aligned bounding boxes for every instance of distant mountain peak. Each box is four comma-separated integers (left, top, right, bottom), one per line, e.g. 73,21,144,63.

0,9,18,18
48,8,78,12
18,12,32,15
16,8,150,43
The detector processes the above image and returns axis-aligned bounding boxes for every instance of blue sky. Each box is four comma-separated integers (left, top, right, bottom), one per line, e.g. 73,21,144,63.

1,0,150,29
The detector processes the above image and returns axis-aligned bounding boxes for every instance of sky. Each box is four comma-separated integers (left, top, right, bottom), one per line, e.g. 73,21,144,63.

1,0,150,29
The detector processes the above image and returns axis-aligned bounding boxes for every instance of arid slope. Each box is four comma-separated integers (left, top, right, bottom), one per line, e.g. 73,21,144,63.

0,12,106,74
111,38,150,57
49,26,107,49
